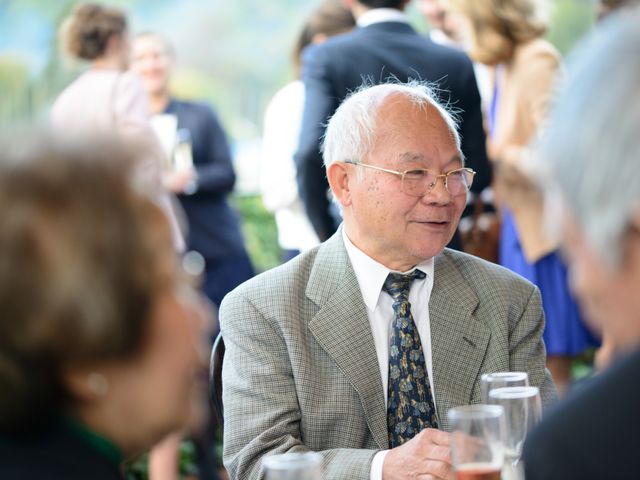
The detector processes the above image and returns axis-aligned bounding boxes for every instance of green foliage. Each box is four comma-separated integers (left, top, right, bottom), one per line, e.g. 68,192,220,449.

0,56,30,122
232,194,281,274
547,0,596,55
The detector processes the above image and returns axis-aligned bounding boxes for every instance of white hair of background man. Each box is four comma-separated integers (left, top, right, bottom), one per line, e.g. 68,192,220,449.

537,7,640,267
321,80,463,170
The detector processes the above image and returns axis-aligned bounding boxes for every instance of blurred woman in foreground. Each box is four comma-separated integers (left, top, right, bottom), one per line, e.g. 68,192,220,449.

0,133,207,479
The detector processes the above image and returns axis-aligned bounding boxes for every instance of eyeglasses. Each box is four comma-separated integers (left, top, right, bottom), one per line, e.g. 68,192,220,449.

343,160,475,197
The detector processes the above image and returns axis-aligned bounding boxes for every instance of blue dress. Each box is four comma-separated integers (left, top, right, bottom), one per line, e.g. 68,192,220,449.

499,210,599,355
490,73,598,356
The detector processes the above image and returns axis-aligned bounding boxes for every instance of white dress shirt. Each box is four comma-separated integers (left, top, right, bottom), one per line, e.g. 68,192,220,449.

342,230,436,479
356,8,409,27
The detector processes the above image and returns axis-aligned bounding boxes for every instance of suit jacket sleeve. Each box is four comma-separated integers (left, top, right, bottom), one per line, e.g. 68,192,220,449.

294,45,341,241
192,105,236,196
220,289,377,480
454,57,491,194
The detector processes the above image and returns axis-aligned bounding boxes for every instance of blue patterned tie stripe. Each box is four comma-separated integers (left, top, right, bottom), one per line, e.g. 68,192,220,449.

384,270,439,448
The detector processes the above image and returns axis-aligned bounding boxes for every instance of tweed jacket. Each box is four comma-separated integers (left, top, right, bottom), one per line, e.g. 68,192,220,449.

220,231,555,480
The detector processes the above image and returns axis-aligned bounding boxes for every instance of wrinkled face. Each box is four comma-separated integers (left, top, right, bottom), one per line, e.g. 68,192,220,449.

560,210,640,351
344,96,466,271
130,35,171,96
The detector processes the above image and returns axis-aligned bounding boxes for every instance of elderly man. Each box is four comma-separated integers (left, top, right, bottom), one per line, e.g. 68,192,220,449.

523,9,640,479
220,82,554,480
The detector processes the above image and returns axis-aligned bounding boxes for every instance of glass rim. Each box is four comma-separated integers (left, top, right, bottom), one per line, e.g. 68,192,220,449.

488,385,540,400
447,404,505,421
481,371,529,382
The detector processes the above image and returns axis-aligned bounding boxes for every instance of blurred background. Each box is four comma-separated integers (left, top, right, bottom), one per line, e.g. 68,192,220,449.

0,0,597,273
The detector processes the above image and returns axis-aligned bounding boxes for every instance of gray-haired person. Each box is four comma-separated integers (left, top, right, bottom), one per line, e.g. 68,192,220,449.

523,7,640,479
220,81,555,480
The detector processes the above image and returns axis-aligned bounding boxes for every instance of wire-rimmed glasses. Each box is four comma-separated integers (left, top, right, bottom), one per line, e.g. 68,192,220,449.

343,160,475,197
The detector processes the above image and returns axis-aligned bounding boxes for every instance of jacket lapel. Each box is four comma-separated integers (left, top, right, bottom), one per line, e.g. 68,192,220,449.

307,233,389,449
430,251,490,431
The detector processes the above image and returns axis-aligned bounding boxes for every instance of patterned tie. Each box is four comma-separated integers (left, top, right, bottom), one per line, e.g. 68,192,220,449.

384,270,439,448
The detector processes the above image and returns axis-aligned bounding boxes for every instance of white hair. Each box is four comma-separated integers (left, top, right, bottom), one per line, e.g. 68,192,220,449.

537,7,640,266
321,80,463,169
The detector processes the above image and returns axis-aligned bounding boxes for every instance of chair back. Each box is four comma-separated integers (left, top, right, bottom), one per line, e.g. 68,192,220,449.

209,332,225,429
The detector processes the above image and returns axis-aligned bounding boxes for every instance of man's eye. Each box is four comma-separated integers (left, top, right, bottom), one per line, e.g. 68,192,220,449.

405,170,427,179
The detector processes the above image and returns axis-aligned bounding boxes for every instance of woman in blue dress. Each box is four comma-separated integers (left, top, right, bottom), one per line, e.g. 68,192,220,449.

451,0,600,395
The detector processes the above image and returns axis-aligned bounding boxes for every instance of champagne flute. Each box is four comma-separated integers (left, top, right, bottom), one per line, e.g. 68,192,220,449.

480,371,529,403
262,452,322,480
448,405,506,480
488,386,542,467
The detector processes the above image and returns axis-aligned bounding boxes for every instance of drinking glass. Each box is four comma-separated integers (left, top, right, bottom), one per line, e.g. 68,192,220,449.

480,372,529,403
488,386,542,466
448,405,505,480
262,452,322,480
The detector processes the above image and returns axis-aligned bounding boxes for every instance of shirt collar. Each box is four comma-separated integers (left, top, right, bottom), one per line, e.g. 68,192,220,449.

357,8,409,28
342,229,435,311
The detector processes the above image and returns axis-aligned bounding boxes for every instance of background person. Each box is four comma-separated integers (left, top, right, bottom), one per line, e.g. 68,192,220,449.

260,0,355,262
131,32,254,312
0,132,208,479
50,2,184,251
449,0,599,395
293,0,491,243
220,82,555,480
522,8,640,478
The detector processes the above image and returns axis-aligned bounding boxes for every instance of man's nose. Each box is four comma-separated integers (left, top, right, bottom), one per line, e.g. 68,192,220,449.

423,175,451,203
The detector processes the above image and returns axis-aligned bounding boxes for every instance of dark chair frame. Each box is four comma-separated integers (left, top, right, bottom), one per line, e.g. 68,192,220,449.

209,332,225,429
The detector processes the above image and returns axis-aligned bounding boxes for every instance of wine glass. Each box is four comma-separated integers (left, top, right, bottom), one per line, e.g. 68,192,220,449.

488,386,542,467
448,405,506,480
480,372,529,403
262,452,322,480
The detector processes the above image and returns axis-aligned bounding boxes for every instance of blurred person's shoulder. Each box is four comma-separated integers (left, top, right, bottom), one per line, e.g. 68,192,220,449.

514,38,561,68
0,422,123,480
523,348,640,479
170,98,219,117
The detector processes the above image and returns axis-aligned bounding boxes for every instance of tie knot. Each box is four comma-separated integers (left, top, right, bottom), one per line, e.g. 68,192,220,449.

382,270,426,302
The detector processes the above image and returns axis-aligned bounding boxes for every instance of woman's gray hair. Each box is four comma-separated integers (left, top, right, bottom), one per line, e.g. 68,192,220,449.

536,7,640,266
321,80,462,169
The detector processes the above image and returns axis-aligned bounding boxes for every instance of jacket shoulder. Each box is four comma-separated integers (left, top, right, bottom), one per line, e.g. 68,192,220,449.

441,248,537,297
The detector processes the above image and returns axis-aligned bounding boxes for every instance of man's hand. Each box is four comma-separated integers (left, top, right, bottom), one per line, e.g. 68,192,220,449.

382,428,454,480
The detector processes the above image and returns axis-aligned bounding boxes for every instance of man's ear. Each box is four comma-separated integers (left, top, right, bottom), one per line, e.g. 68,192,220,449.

327,161,354,207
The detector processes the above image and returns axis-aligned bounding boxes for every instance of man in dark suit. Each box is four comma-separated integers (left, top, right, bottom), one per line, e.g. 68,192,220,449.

522,8,640,479
295,0,490,241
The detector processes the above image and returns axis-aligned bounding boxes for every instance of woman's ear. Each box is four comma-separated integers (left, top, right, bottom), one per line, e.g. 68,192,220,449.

62,366,110,402
327,161,354,208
